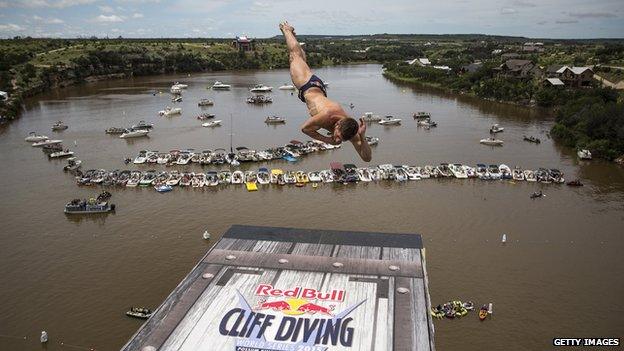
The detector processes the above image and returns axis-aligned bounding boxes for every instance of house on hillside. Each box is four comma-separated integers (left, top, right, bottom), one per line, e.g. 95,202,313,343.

501,52,520,60
542,78,565,87
496,59,541,79
461,62,483,74
407,58,431,66
0,91,8,102
523,42,544,53
546,65,594,87
232,36,254,51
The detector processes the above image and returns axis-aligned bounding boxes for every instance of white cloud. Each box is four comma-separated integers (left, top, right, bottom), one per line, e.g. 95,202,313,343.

132,13,144,18
11,0,95,8
99,5,114,13
0,23,25,31
94,14,124,23
33,15,65,24
500,7,517,15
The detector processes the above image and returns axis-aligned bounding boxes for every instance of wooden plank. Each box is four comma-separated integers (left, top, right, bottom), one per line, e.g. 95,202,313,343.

393,276,414,351
203,249,423,278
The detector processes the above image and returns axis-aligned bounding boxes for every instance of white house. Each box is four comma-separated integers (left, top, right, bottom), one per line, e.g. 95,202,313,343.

0,91,8,101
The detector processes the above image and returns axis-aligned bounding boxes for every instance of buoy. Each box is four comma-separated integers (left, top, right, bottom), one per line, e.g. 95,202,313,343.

74,140,77,146
502,234,507,243
488,303,493,314
40,331,48,343
202,231,211,240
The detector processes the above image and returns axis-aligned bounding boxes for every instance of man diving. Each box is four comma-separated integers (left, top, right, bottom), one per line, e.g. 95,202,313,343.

280,21,372,162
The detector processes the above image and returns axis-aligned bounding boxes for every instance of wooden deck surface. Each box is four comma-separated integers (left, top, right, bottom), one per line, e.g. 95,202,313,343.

121,225,435,351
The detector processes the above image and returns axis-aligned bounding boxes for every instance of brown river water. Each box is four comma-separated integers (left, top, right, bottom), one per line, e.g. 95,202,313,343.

0,64,622,350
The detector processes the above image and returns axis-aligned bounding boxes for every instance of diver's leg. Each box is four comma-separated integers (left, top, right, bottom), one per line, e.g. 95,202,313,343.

280,21,312,88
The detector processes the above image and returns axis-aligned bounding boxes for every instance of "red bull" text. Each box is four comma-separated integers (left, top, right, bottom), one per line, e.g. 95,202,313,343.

255,284,346,302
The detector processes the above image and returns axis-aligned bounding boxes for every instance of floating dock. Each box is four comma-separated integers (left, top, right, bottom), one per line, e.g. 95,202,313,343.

121,225,435,351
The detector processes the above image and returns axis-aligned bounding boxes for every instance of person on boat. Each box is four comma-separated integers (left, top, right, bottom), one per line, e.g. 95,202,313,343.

280,21,372,162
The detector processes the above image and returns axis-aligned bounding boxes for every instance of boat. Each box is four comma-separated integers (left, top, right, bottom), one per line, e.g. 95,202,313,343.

499,164,513,180
365,136,379,146
480,137,503,146
270,169,283,184
105,127,126,135
206,171,219,187
171,96,182,103
63,157,82,172
173,82,188,89
176,151,193,165
202,120,222,128
32,139,62,147
64,198,115,214
512,166,525,181
278,84,296,90
479,305,488,321
308,171,322,182
250,84,273,93
489,124,504,133
413,112,431,119
244,171,257,184
218,171,232,184
330,162,346,183
49,149,74,158
120,129,149,138
536,168,551,183
402,166,421,181
378,116,402,125
257,168,270,185
566,179,584,187
235,147,256,162
192,173,206,188
211,81,231,90
231,171,245,185
357,168,372,182
361,112,381,123
246,95,273,104
417,119,437,128
133,150,147,164
284,171,297,184
319,170,334,183
157,153,171,164
246,182,258,191
449,164,468,179
170,86,182,94
530,191,544,199
488,164,502,180
462,165,477,178
198,99,214,106
158,106,182,116
436,163,452,178
179,173,193,187
155,184,173,193
549,169,565,183
265,116,286,124
25,132,49,142
132,121,154,130
344,164,359,183
577,149,592,160
126,307,152,319
368,167,382,181
139,171,156,186
52,121,68,131
475,164,490,180
166,171,182,186
523,169,537,182
523,135,541,144
126,171,142,187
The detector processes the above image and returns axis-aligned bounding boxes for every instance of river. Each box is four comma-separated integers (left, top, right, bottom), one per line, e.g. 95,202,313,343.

0,64,622,350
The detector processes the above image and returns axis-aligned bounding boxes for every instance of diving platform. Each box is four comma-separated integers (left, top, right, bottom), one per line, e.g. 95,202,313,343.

121,225,435,351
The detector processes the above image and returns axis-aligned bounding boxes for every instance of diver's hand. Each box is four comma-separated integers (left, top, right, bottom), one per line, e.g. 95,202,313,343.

357,118,367,137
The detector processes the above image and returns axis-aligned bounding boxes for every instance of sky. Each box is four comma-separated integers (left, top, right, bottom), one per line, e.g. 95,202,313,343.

0,0,623,39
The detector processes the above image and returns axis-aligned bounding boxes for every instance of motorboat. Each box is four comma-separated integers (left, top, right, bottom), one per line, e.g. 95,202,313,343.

436,163,452,178
368,167,382,181
218,171,232,184
179,172,193,187
270,169,283,184
523,169,537,182
284,171,297,184
475,164,490,180
171,96,182,103
197,113,215,120
120,129,149,138
278,84,296,90
32,139,62,147
480,138,503,146
488,164,501,180
166,171,182,186
155,184,173,193
244,171,258,184
344,164,359,183
131,121,154,130
64,198,115,214
133,150,147,164
330,162,346,183
250,84,273,93
198,99,214,106
413,112,431,119
414,166,429,179
577,149,592,160
549,169,565,183
52,121,68,131
378,116,401,125
171,82,188,89
462,165,477,178
523,135,541,144
170,86,182,94
231,171,245,184
361,112,381,123
394,165,408,182
512,167,525,181
157,153,171,164
566,179,583,187
536,168,551,183
479,305,488,321
308,171,322,182
49,149,74,158
246,95,272,104
378,164,393,180
106,127,126,134
63,157,82,172
449,164,468,179
158,106,182,116
126,307,152,319
206,171,219,187
126,171,142,187
265,116,286,124
211,81,231,90
489,124,504,133
295,171,309,184
25,132,49,142
499,164,513,180
319,170,334,183
417,119,437,128
257,168,270,185
202,120,222,128
146,151,159,163
176,151,193,165
192,173,206,188
402,165,421,181
139,171,156,186
365,136,379,146
357,168,372,182
236,147,256,162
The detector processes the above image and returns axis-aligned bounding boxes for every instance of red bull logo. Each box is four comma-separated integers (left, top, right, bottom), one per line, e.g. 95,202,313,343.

254,298,335,316
255,284,346,302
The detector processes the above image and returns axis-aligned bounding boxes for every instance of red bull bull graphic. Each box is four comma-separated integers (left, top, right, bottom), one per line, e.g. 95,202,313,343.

255,284,345,303
219,289,366,351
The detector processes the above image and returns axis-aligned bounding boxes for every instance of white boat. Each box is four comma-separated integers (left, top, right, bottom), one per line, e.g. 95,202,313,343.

49,150,74,158
357,168,372,182
206,171,219,187
158,107,182,116
577,149,592,160
512,167,525,181
523,169,537,182
475,164,490,180
480,138,503,146
278,84,296,90
378,116,402,125
211,81,231,90
198,99,214,106
394,166,408,182
462,165,477,178
417,166,430,179
490,124,504,133
51,121,68,131
157,153,171,164
25,132,49,142
402,165,421,180
166,171,182,186
361,112,381,123
171,82,188,89
319,170,334,183
132,121,153,130
120,129,149,138
170,87,182,94
499,164,512,179
231,170,245,184
176,152,193,165
365,136,379,146
265,116,286,124
449,164,468,179
368,167,382,181
32,139,62,147
257,169,271,185
250,84,273,93
202,120,222,128
126,171,142,187
171,96,182,103
244,171,257,183
308,171,322,182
